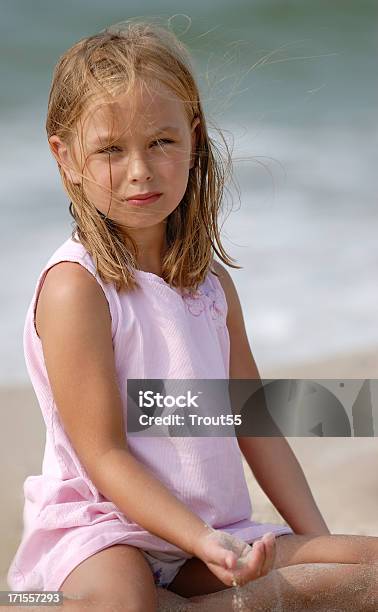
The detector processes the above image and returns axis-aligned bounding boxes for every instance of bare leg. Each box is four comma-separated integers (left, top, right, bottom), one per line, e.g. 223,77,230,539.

1,591,186,612
4,563,377,612
168,532,378,598
6,536,377,611
188,562,378,612
0,599,117,612
273,533,378,569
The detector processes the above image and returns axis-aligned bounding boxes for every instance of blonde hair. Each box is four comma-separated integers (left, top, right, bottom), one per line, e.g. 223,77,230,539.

46,19,241,292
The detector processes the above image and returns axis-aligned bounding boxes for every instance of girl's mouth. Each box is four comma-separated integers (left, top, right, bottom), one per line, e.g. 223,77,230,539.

126,193,162,206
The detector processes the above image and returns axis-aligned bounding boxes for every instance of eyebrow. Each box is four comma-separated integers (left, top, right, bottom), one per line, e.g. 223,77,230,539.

89,126,181,144
152,126,180,134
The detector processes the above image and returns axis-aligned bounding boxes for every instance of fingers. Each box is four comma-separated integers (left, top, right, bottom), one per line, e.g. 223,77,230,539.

202,530,276,588
225,551,236,570
232,533,276,586
252,539,266,577
233,540,265,586
259,532,276,576
205,530,248,571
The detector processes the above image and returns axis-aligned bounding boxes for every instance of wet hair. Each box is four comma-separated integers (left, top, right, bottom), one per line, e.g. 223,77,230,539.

46,18,241,292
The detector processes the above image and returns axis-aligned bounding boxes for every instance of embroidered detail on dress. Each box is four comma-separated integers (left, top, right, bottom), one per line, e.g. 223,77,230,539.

152,567,169,588
153,567,163,584
181,284,227,327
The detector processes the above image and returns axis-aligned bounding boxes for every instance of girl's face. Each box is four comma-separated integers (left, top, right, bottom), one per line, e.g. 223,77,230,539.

51,81,199,233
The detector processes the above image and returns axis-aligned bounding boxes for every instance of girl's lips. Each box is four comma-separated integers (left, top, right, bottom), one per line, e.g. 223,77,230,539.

126,194,162,206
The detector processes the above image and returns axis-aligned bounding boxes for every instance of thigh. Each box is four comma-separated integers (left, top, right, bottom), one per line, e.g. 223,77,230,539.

274,533,378,569
189,562,378,612
167,556,228,598
168,533,378,599
59,543,158,611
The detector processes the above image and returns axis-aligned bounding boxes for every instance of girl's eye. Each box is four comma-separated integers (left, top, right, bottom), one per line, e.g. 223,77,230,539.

98,139,174,154
99,145,122,154
152,139,174,147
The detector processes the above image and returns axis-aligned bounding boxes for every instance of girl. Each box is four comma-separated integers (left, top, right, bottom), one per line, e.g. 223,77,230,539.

7,19,377,612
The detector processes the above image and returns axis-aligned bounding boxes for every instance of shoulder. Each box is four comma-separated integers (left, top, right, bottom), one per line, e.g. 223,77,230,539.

211,260,260,379
36,261,111,340
211,260,242,328
38,261,104,307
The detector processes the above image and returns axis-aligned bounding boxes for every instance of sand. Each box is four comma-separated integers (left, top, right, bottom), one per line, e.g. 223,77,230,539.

1,349,377,610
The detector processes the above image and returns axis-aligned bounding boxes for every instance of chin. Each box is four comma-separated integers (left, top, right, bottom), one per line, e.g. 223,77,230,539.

120,215,169,230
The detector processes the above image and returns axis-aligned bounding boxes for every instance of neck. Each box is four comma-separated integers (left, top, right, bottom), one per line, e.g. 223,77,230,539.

122,222,167,275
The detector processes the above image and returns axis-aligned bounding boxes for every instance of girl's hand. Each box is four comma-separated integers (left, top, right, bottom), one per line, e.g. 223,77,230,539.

194,526,276,587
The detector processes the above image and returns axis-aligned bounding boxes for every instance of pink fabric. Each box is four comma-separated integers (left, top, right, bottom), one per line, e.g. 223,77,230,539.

7,233,293,592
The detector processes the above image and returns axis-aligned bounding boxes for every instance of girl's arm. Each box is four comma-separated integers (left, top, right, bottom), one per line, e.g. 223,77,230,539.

36,262,209,556
213,261,330,536
237,437,330,535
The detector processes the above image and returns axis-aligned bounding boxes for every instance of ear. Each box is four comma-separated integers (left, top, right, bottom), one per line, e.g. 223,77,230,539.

189,117,200,169
48,135,81,185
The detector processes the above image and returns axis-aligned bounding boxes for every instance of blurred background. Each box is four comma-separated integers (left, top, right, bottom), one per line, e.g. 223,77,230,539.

1,0,377,592
1,0,377,381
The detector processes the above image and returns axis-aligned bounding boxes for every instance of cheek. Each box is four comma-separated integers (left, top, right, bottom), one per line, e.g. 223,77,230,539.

84,161,115,190
173,167,191,204
161,153,190,186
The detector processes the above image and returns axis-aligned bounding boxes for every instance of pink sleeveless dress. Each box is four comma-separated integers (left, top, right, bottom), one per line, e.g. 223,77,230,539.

7,233,293,592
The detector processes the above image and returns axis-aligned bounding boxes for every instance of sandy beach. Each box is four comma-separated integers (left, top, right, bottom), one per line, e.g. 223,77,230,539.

1,349,377,610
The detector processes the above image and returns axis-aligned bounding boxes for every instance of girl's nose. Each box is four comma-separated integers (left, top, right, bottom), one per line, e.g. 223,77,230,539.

127,152,153,182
